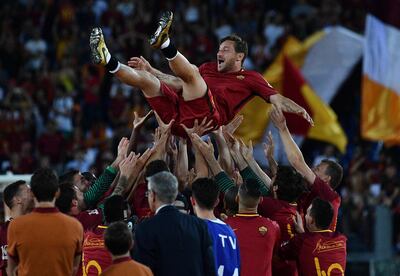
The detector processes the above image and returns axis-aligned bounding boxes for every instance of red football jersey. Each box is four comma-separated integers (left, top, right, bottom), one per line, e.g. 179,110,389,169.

226,213,280,276
298,177,340,231
131,182,152,219
280,230,347,276
80,226,112,276
75,209,103,231
0,221,10,276
199,62,277,125
258,197,298,276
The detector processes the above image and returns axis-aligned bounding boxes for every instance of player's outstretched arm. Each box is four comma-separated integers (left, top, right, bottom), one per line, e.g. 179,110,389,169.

270,94,314,125
212,127,234,177
240,140,272,189
128,110,154,154
128,56,183,91
270,107,316,184
182,118,214,178
263,131,278,176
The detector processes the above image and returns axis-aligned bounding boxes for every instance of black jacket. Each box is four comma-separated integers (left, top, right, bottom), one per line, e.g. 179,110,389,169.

133,205,216,276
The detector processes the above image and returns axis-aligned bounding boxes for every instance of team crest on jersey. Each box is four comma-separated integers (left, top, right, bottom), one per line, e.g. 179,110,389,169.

258,226,268,236
236,75,245,80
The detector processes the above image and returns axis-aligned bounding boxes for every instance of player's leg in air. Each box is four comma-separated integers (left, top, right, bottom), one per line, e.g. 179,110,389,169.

89,28,161,99
149,11,207,101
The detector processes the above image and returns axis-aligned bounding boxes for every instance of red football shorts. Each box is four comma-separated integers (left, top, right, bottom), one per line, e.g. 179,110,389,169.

146,82,220,137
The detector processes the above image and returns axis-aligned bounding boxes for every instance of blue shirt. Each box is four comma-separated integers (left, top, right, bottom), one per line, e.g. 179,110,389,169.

206,219,240,276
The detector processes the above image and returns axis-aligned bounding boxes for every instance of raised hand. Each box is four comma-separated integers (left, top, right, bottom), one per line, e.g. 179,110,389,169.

154,111,175,134
136,148,153,169
112,137,130,168
181,117,214,137
222,115,244,135
270,106,287,131
240,139,254,162
190,133,215,161
119,152,139,178
167,135,178,156
270,94,314,126
263,131,275,159
133,110,154,130
127,56,152,72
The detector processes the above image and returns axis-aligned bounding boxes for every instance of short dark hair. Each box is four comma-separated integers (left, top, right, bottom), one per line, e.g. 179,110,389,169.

59,170,79,184
144,160,169,178
238,178,261,208
274,166,305,202
3,181,26,209
30,168,59,202
55,182,76,214
220,34,248,64
224,186,238,215
310,197,334,230
104,221,133,255
192,178,219,210
104,195,129,224
321,160,343,189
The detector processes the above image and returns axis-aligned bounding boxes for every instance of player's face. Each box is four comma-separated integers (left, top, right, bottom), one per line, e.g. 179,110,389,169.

217,40,242,72
74,173,89,193
19,184,34,214
73,185,86,211
312,163,329,182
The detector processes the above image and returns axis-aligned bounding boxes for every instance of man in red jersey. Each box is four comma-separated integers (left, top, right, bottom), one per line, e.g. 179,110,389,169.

280,198,347,276
226,179,280,276
0,181,33,276
89,12,313,137
80,195,130,276
56,182,103,231
270,107,343,231
258,166,305,276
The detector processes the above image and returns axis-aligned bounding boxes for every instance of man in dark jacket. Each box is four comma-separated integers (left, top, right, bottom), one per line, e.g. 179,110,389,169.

133,171,216,276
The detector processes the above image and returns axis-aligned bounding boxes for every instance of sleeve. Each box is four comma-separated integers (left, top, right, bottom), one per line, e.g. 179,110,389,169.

249,72,277,102
84,166,117,208
6,222,18,261
75,223,84,256
279,234,303,260
311,177,339,202
239,167,270,196
132,224,156,272
273,222,281,254
214,172,235,193
201,221,217,276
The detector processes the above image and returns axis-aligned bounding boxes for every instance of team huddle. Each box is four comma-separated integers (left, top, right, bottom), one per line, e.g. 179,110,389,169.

1,11,346,276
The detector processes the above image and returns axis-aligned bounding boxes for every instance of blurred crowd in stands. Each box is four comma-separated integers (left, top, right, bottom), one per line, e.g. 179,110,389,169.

0,0,399,254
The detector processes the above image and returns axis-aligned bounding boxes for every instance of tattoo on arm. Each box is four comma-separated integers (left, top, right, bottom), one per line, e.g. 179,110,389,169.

282,98,302,113
113,175,129,196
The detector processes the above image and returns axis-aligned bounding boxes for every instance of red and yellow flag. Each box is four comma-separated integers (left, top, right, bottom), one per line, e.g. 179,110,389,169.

361,1,400,144
236,32,349,153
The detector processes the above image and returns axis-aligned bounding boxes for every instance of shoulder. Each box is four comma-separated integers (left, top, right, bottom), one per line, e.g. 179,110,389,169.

261,216,280,231
59,212,84,229
199,62,217,72
9,213,33,227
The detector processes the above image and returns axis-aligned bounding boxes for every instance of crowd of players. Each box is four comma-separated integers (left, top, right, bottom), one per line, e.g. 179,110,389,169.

0,0,399,275
1,101,347,275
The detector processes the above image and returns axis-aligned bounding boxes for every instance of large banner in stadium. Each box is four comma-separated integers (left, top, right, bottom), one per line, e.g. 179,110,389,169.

236,26,362,153
361,1,400,144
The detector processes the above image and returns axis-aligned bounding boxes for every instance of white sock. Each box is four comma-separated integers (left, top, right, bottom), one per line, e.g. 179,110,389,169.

109,62,121,73
166,51,179,61
161,38,170,49
106,52,111,63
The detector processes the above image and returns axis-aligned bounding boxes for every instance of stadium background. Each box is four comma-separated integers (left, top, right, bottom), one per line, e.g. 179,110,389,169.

0,0,399,274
